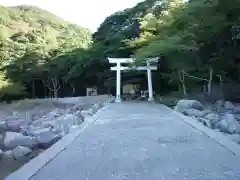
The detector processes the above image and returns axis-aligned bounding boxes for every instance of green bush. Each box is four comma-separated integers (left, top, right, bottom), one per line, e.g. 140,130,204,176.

0,79,27,101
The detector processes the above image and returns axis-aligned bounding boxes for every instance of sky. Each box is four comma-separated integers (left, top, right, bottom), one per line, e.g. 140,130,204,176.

0,0,143,32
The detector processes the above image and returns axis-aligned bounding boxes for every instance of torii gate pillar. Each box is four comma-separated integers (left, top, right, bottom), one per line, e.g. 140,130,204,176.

116,62,121,102
147,61,154,101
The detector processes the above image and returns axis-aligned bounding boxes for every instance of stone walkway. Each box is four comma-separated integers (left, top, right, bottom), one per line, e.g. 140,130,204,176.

9,102,240,179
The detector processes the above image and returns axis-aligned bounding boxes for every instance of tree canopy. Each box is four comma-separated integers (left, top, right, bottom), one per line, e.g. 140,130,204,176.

1,1,240,101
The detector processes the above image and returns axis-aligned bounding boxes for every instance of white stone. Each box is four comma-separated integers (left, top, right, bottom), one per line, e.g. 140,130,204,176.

44,113,84,136
235,114,240,122
216,113,240,134
36,132,61,149
234,105,240,114
12,146,32,159
0,121,7,131
41,121,56,128
20,125,45,136
92,103,100,111
64,114,83,126
224,101,235,110
81,109,94,117
3,150,13,158
174,100,204,113
6,119,25,132
75,110,83,118
198,118,212,128
183,109,206,117
204,113,220,127
31,128,52,136
215,100,225,109
4,132,37,149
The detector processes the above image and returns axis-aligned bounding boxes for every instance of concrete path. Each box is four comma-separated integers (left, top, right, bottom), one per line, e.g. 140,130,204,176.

20,102,240,179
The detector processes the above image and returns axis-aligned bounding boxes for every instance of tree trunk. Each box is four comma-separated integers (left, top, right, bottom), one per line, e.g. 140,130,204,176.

182,70,187,96
42,76,61,99
178,69,187,96
182,68,213,97
217,74,224,98
53,89,58,98
32,79,35,98
44,84,47,98
207,67,213,95
70,84,75,96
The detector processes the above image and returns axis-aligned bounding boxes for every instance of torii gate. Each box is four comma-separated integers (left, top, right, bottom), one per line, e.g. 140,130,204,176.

108,57,158,102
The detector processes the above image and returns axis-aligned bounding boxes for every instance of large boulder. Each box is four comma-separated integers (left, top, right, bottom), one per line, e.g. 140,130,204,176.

81,108,94,118
6,119,26,132
12,146,32,159
21,125,49,136
60,114,83,131
197,118,212,128
41,120,56,129
215,113,240,134
174,100,204,113
214,100,225,113
215,100,225,108
108,96,115,103
0,133,4,149
224,101,235,110
183,109,206,117
39,113,83,136
4,132,37,149
36,131,62,149
29,127,62,149
92,103,101,112
234,105,240,114
47,109,65,119
3,150,13,158
30,127,52,136
0,148,3,157
235,114,240,122
74,111,84,123
204,113,220,128
0,121,7,132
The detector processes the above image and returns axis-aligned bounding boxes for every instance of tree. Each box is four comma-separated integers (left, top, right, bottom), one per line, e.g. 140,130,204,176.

134,0,240,97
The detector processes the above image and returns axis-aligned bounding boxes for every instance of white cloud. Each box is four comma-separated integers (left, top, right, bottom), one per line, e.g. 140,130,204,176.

0,0,143,31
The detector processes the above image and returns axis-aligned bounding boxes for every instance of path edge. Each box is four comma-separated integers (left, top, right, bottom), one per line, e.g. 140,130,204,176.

5,104,110,180
161,104,240,156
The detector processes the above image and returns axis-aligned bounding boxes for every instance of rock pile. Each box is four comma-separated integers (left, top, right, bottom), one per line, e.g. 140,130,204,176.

174,99,240,145
0,101,106,160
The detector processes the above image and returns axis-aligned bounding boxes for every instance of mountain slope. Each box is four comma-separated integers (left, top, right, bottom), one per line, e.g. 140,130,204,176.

0,5,92,63
0,5,93,99
0,5,91,43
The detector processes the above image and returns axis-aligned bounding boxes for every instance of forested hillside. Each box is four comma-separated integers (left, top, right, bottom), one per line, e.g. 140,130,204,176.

134,0,240,100
0,5,94,99
94,0,240,101
0,0,240,101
